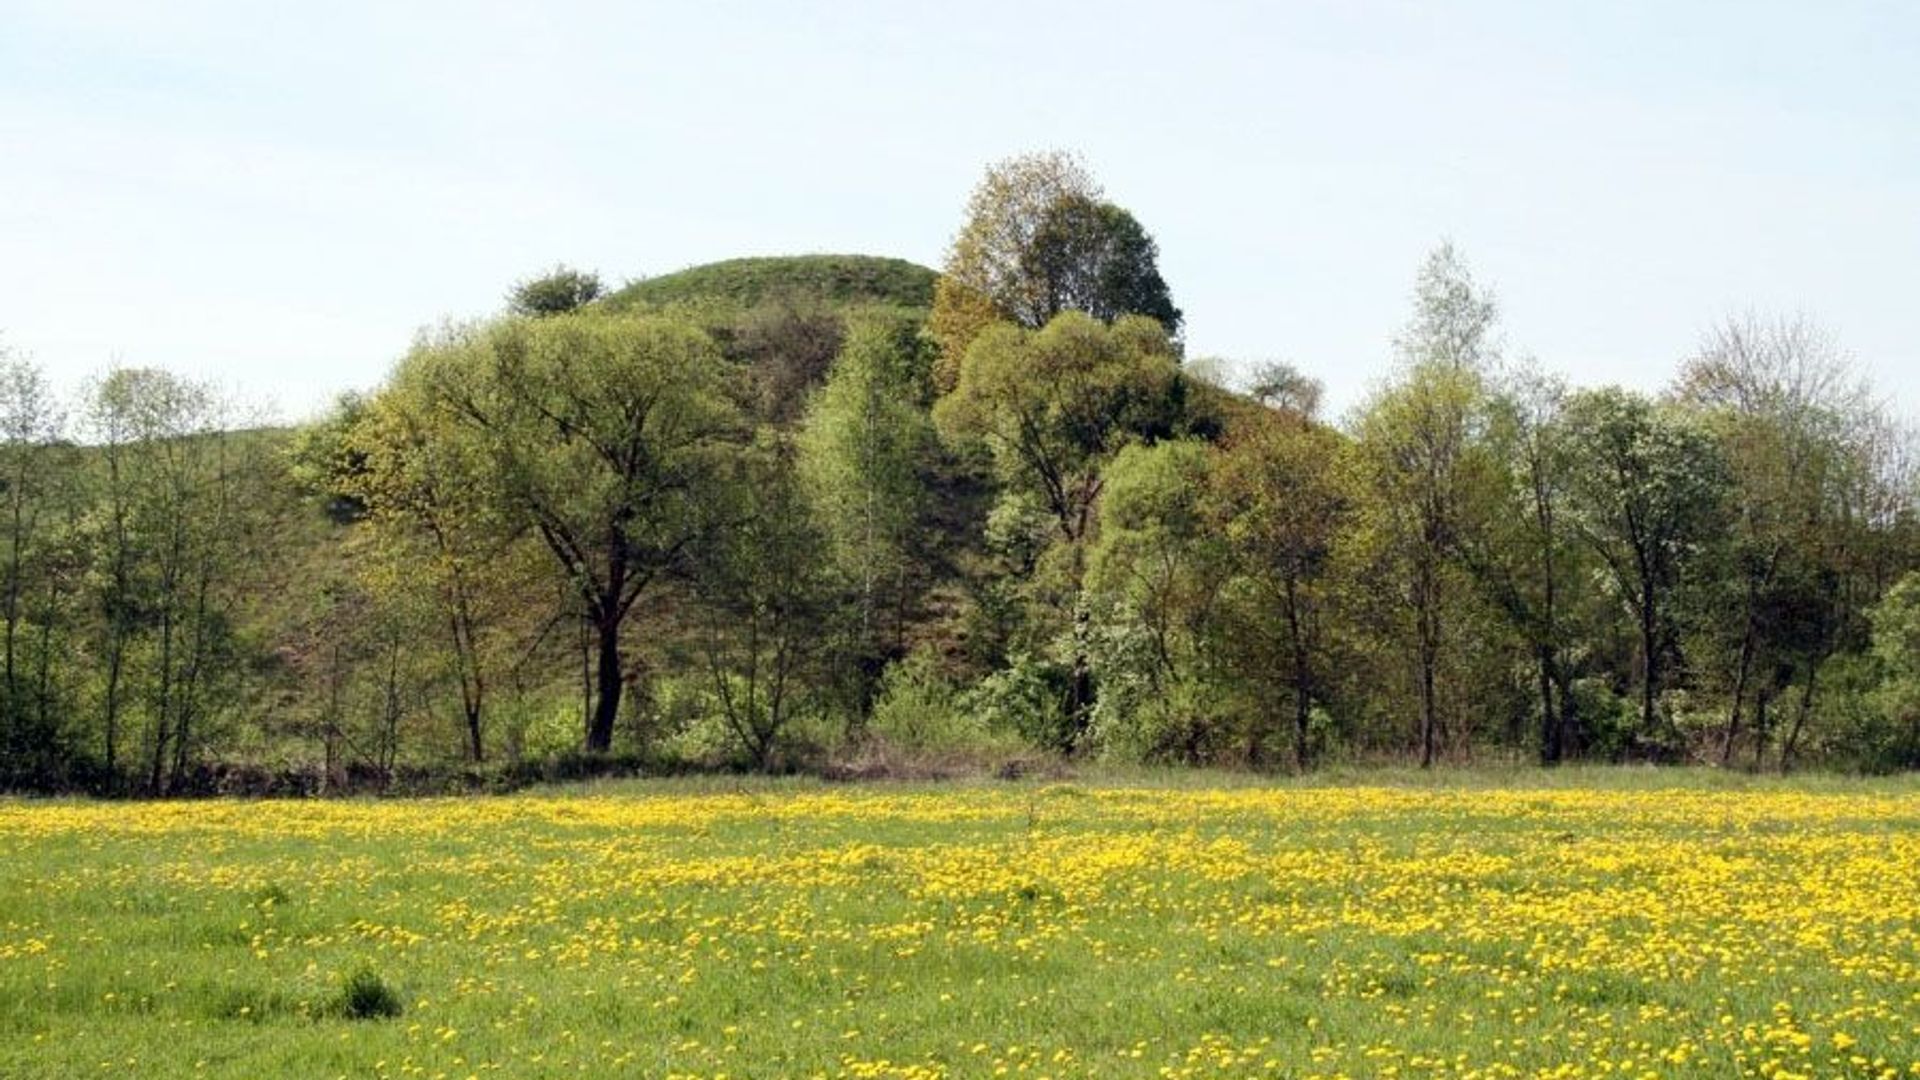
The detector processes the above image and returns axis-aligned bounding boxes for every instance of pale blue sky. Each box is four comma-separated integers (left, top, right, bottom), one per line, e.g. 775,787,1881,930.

4,0,1917,421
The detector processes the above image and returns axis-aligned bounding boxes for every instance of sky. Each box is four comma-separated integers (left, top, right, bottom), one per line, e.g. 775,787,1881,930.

4,0,1918,424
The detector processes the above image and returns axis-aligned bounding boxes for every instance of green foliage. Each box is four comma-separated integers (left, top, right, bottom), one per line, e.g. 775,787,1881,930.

963,652,1069,751
1561,386,1730,741
407,311,743,754
798,313,935,665
1346,359,1496,765
1396,241,1498,370
8,232,1920,790
330,965,403,1020
1208,412,1350,768
1865,573,1920,769
1085,441,1226,728
930,152,1182,382
935,312,1186,542
603,255,936,313
507,265,603,317
691,437,835,769
1022,195,1182,338
866,648,1005,752
284,392,371,523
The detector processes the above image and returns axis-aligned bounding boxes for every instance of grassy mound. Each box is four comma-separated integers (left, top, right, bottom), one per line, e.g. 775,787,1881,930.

603,254,937,313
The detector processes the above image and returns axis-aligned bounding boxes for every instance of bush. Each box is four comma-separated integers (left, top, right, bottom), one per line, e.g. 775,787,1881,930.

869,650,1004,752
1564,678,1641,761
962,653,1069,751
1815,654,1917,773
331,966,403,1020
1083,612,1246,764
1091,674,1242,765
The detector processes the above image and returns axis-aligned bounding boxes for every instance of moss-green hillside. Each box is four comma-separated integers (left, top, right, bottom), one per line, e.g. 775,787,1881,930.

603,255,937,313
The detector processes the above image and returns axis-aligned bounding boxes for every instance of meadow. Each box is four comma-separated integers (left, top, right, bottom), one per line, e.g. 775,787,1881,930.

3,771,1918,1079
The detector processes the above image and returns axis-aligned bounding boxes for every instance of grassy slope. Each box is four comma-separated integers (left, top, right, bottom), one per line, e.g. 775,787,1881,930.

3,771,1916,1078
603,254,938,314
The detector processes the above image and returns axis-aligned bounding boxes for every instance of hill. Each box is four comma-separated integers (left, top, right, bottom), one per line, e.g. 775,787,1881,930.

602,254,938,313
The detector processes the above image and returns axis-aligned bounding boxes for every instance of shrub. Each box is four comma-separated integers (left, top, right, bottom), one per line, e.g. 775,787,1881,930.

869,650,1003,752
331,966,403,1020
962,653,1069,751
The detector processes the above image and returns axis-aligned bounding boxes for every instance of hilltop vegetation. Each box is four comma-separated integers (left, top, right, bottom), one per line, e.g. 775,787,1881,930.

3,150,1920,795
602,254,937,314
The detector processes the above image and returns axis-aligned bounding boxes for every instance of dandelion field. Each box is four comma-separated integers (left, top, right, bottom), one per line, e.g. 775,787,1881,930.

3,776,1919,1079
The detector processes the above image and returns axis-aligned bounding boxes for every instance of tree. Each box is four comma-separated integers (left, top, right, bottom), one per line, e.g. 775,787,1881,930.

1349,362,1490,767
722,299,848,425
1462,364,1584,763
1344,245,1499,767
1777,408,1920,769
934,312,1186,544
1209,411,1349,768
935,311,1188,732
83,369,259,793
694,437,832,770
1023,196,1181,334
1561,387,1728,747
1396,242,1498,371
1674,315,1873,765
285,391,375,523
1864,571,1920,769
508,265,604,317
1084,439,1233,762
931,152,1180,385
0,350,73,785
415,312,740,754
1246,361,1324,417
796,313,934,709
345,377,523,764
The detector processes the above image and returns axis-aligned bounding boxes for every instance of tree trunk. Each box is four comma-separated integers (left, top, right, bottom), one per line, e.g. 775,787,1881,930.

1553,664,1579,759
33,602,53,746
1285,581,1313,771
1779,662,1819,774
3,485,23,702
440,554,486,763
1293,680,1311,772
173,566,214,790
1419,652,1437,768
1055,592,1094,749
102,631,123,782
1638,583,1659,743
1537,646,1561,766
150,604,174,796
1720,618,1758,766
1750,686,1772,771
585,608,623,754
450,589,485,763
464,701,484,764
1416,556,1440,769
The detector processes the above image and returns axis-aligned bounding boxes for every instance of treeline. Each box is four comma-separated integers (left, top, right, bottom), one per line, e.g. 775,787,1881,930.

0,366,279,792
5,151,1920,793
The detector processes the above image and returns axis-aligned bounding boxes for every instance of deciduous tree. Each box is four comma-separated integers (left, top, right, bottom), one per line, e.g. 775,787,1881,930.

415,313,740,754
931,152,1180,386
1561,387,1728,746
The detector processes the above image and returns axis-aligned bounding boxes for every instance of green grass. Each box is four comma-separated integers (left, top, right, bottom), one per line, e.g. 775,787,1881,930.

2,770,1917,1077
603,254,938,313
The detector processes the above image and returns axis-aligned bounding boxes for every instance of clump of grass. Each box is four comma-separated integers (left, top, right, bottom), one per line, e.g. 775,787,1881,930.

330,966,403,1020
206,985,295,1022
249,882,290,909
